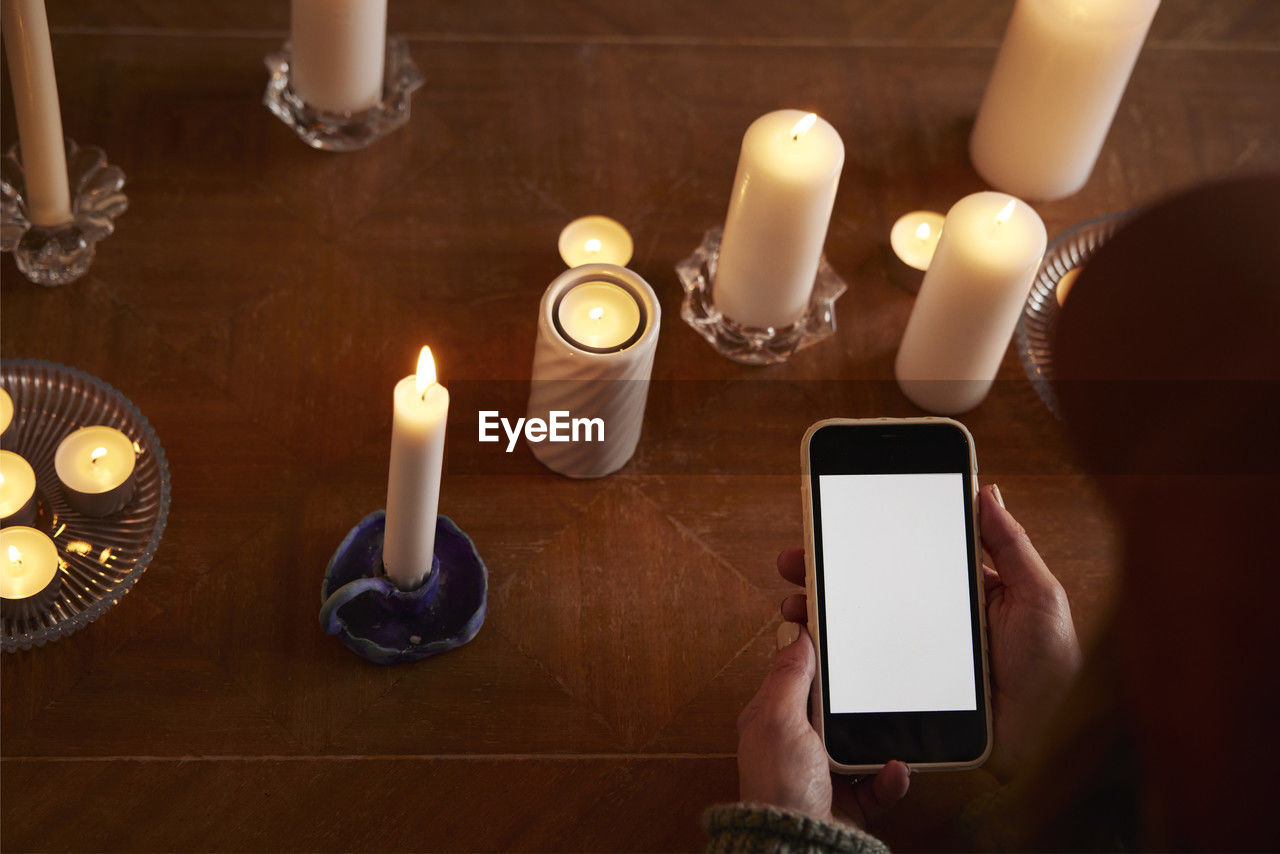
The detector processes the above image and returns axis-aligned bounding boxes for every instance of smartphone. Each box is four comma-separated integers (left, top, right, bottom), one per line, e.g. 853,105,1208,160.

801,417,991,774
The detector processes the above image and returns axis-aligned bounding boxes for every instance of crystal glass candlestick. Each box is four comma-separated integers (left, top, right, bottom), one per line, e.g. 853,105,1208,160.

263,36,424,152
677,227,848,365
0,139,127,287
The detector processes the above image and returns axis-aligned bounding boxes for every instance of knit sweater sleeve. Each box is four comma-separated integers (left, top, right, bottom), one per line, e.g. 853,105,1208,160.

702,803,890,854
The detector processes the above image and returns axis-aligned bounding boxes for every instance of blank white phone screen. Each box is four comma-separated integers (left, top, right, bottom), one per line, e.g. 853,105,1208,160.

818,473,976,714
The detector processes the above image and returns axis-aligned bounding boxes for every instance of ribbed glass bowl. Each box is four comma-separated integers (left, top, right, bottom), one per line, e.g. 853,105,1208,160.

1,360,170,651
1016,211,1129,417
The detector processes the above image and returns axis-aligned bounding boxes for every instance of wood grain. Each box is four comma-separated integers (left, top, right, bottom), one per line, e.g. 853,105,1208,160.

2,2,1278,850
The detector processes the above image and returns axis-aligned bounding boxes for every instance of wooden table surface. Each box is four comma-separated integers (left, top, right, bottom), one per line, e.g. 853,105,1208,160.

2,1,1277,850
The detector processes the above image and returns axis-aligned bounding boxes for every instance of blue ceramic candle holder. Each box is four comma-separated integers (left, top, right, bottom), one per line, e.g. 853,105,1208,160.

319,511,487,665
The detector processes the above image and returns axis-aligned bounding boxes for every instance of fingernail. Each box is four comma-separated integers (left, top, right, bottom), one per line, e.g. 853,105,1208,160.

990,483,1005,509
776,621,801,650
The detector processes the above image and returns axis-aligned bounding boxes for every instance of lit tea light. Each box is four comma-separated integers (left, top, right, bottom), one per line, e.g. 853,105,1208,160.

1056,267,1082,306
558,215,634,268
54,425,138,517
0,388,12,436
0,526,62,621
890,211,946,271
0,450,39,528
554,280,644,353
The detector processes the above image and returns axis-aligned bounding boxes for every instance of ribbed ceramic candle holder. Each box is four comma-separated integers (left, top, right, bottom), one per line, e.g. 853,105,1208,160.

526,264,660,479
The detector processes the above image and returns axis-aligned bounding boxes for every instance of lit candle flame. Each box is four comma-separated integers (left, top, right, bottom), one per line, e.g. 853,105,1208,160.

791,112,818,140
90,446,108,464
414,346,437,399
995,199,1017,226
589,307,604,321
7,545,20,564
584,238,602,254
914,222,932,241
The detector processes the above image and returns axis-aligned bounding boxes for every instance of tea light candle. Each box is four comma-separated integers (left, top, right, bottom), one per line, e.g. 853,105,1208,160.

54,426,137,517
715,109,845,330
1056,267,1082,306
895,192,1047,414
970,0,1161,201
0,0,73,226
0,450,38,529
0,525,61,620
0,388,12,436
384,346,449,591
559,216,634,268
290,0,387,114
554,281,644,353
888,210,946,293
527,264,660,479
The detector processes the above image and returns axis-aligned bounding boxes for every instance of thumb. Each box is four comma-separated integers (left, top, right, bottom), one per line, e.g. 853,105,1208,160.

756,624,817,727
979,486,1058,595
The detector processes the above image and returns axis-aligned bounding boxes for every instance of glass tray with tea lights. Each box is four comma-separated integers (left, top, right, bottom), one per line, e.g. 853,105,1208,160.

1,359,170,651
1016,211,1129,417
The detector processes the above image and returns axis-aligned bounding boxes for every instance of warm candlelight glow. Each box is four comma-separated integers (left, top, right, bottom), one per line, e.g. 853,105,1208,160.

995,199,1017,225
791,112,818,140
588,306,604,321
915,222,932,241
7,545,20,563
90,446,108,464
414,346,437,398
584,238,602,253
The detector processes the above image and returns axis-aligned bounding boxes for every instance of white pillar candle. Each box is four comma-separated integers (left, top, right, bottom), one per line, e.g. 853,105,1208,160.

290,0,387,114
558,216,634,268
384,346,449,591
1,0,72,227
970,0,1160,201
714,110,845,330
527,264,659,479
0,389,12,436
54,425,137,516
1,525,61,619
0,450,38,528
895,192,1047,414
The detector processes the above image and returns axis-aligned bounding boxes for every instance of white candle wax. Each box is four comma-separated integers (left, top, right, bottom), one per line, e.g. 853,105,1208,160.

1,0,72,226
559,216,634,268
0,389,12,435
384,346,449,590
1056,267,1082,306
556,281,643,352
0,526,58,603
715,109,845,330
54,425,137,516
890,211,945,271
290,0,387,114
895,192,1047,414
0,450,37,526
970,0,1160,201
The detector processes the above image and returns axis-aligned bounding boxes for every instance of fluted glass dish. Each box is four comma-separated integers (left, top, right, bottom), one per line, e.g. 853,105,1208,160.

1,360,170,651
1016,212,1129,417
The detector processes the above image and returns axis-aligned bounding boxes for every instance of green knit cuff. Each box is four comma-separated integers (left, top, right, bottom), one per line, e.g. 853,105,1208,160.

702,803,890,854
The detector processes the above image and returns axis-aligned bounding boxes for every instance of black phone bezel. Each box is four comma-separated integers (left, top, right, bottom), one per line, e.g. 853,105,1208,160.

807,421,988,767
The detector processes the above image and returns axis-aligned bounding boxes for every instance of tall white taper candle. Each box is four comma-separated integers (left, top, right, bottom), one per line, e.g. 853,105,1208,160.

970,0,1160,201
895,192,1046,414
383,346,449,590
1,0,72,227
290,0,387,114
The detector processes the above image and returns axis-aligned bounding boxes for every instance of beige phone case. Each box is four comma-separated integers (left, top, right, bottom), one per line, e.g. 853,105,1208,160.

800,417,992,775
